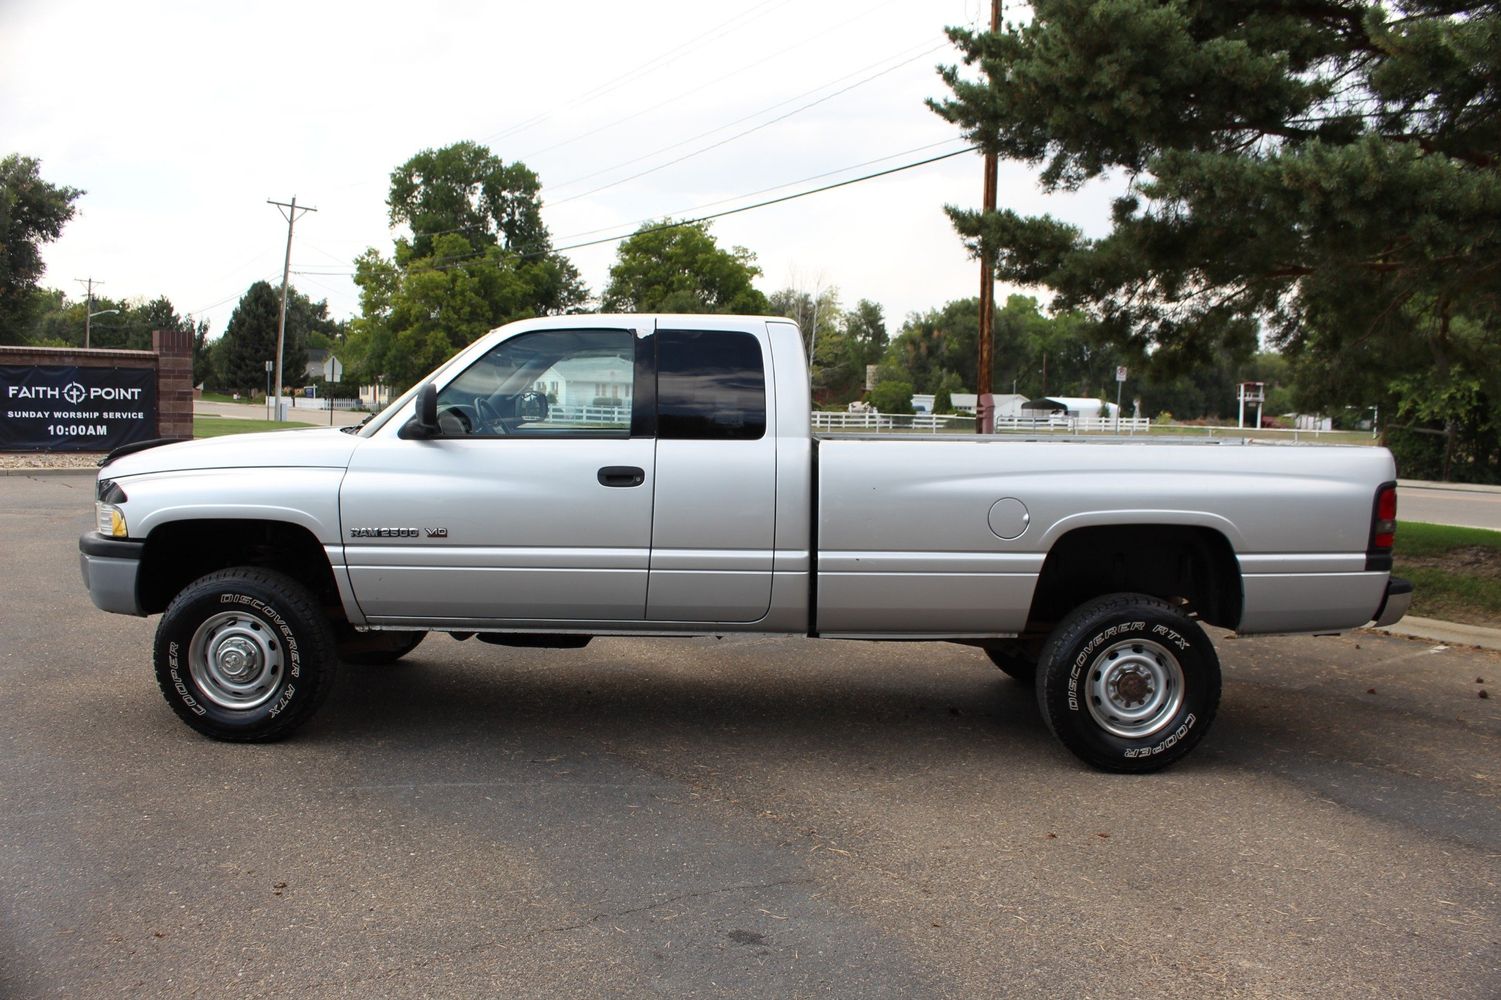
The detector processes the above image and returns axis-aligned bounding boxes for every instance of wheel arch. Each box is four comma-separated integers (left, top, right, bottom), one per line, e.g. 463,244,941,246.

1025,523,1243,633
137,518,343,618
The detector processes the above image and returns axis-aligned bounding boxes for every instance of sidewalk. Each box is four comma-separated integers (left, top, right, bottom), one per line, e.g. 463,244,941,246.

1371,616,1501,653
194,398,368,428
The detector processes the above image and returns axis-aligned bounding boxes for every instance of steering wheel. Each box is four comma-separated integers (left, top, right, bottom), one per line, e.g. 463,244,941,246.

474,396,507,434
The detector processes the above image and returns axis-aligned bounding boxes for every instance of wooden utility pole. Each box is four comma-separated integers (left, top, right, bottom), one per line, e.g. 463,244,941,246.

975,0,1001,434
75,277,103,349
267,197,317,420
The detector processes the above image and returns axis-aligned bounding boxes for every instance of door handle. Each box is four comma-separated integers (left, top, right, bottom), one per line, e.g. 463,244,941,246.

598,466,645,488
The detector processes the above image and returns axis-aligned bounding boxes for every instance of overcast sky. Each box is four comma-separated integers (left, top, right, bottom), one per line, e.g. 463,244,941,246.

1,0,1114,340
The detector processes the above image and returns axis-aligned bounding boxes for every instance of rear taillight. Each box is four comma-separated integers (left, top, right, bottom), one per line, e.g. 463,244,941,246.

1374,480,1392,552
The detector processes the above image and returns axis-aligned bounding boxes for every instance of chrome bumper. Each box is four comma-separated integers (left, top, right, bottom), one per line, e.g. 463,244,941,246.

78,532,145,616
1373,576,1413,628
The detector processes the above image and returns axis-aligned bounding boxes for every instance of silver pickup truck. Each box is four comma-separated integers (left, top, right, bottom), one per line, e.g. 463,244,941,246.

79,314,1411,771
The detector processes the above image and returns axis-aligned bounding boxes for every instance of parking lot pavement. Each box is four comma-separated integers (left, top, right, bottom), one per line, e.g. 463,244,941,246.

3,472,1499,999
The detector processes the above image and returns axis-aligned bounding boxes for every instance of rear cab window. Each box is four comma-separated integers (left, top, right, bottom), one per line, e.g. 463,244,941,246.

656,330,766,440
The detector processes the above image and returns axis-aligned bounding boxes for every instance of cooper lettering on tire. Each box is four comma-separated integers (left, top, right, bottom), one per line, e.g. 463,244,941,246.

152,567,337,742
1035,593,1221,773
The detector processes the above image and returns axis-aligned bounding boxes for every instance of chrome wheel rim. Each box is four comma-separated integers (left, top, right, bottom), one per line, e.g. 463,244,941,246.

188,611,284,710
1085,638,1185,739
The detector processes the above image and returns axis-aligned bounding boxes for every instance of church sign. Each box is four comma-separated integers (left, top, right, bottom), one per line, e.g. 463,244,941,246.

0,365,158,452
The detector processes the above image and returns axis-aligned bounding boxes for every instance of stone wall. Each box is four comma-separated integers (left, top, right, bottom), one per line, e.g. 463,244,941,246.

152,329,194,440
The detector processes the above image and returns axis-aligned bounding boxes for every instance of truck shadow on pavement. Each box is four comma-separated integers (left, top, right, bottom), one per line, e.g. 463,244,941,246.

311,637,1061,767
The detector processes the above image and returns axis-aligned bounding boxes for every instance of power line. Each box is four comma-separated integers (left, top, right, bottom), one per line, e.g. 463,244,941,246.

547,34,947,191
479,0,796,146
549,146,975,255
548,40,952,206
554,137,968,242
514,0,916,164
359,34,952,251
187,272,285,317
283,143,976,277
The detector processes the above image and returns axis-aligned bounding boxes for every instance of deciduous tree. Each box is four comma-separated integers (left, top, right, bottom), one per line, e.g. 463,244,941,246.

0,155,82,342
348,142,587,390
603,221,768,315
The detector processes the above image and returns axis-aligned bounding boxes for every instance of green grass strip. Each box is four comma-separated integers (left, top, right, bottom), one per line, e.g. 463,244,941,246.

1394,521,1501,626
193,417,306,438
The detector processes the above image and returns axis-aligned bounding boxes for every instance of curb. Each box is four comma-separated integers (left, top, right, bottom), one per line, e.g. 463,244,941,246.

0,466,98,477
1369,615,1501,653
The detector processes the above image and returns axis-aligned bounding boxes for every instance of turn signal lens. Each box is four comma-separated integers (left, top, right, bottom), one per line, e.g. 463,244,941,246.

96,503,128,538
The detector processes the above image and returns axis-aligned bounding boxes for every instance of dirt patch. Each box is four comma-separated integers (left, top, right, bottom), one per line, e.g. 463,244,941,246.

1401,547,1501,580
0,452,103,471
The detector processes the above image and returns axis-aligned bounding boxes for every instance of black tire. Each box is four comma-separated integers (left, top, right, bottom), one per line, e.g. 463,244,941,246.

984,642,1037,682
1035,593,1220,773
340,630,426,665
153,567,338,742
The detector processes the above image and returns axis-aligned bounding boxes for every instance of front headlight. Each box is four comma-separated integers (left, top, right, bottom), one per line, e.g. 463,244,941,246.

96,503,128,538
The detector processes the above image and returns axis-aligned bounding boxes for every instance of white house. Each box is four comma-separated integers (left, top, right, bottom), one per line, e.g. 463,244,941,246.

304,349,344,383
537,355,633,409
993,393,1029,418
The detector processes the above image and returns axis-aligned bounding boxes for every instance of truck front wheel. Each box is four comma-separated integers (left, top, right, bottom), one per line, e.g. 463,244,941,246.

1035,593,1220,773
153,567,338,741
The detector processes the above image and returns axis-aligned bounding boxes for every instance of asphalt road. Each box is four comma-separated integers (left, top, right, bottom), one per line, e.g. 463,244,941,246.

1400,482,1501,531
3,473,1498,999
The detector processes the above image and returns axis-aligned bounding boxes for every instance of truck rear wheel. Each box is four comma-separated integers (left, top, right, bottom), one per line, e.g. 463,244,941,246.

1035,593,1220,773
153,567,338,742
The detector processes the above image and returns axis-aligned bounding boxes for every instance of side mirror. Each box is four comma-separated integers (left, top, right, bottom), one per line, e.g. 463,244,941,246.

518,389,550,423
398,383,440,439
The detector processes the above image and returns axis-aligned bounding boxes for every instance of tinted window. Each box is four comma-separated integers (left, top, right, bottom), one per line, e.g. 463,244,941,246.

437,329,633,437
657,330,766,440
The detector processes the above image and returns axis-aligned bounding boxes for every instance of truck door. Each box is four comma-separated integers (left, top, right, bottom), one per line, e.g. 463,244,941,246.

341,326,655,624
646,324,776,622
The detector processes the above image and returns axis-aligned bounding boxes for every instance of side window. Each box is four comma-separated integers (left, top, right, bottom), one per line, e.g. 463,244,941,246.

657,330,767,441
437,329,634,437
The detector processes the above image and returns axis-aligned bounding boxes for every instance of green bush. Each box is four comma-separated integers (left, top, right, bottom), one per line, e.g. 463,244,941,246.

870,380,914,415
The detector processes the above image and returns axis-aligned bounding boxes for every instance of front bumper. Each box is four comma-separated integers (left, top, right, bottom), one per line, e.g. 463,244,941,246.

79,532,145,616
1372,576,1413,628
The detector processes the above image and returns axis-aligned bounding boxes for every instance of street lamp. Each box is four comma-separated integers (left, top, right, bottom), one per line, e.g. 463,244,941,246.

265,360,274,421
85,309,118,349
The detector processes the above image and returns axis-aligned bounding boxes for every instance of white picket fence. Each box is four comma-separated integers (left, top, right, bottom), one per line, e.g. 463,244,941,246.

993,415,1153,433
812,411,1153,434
533,403,626,425
811,411,975,433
